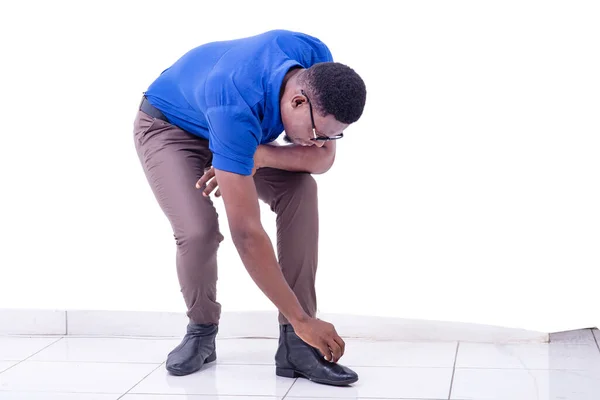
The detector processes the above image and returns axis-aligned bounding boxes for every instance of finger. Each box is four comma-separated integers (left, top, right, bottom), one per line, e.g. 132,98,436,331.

318,341,332,362
333,334,346,358
196,174,209,189
195,168,215,189
199,168,216,188
215,188,221,197
203,179,219,197
327,338,343,363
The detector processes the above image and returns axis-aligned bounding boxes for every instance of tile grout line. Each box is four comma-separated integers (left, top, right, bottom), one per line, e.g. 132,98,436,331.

0,358,459,368
0,336,65,375
127,394,288,399
280,377,298,399
447,341,460,400
116,361,166,400
65,310,69,335
592,329,600,354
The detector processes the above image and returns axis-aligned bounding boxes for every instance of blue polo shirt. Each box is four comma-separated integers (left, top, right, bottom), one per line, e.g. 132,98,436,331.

143,30,333,175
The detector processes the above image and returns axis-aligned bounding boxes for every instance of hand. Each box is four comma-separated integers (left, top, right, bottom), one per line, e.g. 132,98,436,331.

196,166,221,197
195,148,264,197
292,317,345,363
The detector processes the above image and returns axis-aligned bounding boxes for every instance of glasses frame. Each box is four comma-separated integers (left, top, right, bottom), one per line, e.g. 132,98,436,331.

301,90,344,141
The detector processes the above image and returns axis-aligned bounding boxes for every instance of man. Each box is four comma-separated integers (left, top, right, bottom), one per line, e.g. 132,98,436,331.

133,29,366,386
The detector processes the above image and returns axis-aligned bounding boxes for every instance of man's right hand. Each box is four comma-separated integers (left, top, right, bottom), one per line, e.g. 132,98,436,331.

214,167,342,363
212,167,345,363
293,318,345,363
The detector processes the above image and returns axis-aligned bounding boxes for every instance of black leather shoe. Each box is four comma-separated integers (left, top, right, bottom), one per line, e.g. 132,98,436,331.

166,323,218,376
275,324,358,386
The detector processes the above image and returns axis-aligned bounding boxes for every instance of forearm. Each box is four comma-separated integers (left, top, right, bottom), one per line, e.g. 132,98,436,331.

232,228,309,325
258,143,334,174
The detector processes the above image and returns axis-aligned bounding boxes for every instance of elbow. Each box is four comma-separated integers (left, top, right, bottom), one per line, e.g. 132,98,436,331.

231,227,252,249
230,225,262,253
312,165,330,175
313,155,335,174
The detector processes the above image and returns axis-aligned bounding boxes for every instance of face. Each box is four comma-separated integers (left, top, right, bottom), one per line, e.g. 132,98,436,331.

281,92,348,147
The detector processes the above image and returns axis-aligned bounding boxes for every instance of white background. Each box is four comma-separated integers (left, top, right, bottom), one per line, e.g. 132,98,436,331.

0,0,598,333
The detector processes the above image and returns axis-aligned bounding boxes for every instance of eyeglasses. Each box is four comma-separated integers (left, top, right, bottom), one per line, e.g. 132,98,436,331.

301,90,344,141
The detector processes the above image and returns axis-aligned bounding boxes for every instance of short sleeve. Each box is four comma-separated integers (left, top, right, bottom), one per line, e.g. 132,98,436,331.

205,105,262,176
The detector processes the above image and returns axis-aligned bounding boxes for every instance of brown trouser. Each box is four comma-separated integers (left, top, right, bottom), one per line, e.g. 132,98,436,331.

133,110,319,326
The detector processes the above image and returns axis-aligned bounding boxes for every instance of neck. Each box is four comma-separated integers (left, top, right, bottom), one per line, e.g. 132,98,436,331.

279,67,304,101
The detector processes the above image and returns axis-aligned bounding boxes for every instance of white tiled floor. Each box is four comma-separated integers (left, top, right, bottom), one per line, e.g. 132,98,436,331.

452,368,600,400
456,342,600,370
0,331,599,399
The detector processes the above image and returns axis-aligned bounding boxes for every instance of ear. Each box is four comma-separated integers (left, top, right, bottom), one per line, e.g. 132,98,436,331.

291,93,307,109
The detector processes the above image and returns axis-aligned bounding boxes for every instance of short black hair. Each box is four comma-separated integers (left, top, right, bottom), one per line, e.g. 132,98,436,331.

301,62,366,124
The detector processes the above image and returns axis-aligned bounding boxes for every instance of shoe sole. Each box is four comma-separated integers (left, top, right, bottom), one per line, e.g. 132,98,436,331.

166,351,217,376
275,367,358,386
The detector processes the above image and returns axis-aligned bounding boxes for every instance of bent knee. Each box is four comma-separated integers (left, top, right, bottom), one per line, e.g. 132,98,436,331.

294,173,318,196
276,173,318,210
174,226,224,247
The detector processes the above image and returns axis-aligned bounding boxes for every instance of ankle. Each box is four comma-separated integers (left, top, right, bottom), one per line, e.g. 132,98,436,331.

187,322,218,336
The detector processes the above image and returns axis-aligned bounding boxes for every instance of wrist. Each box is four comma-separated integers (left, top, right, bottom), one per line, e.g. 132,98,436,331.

288,312,311,327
